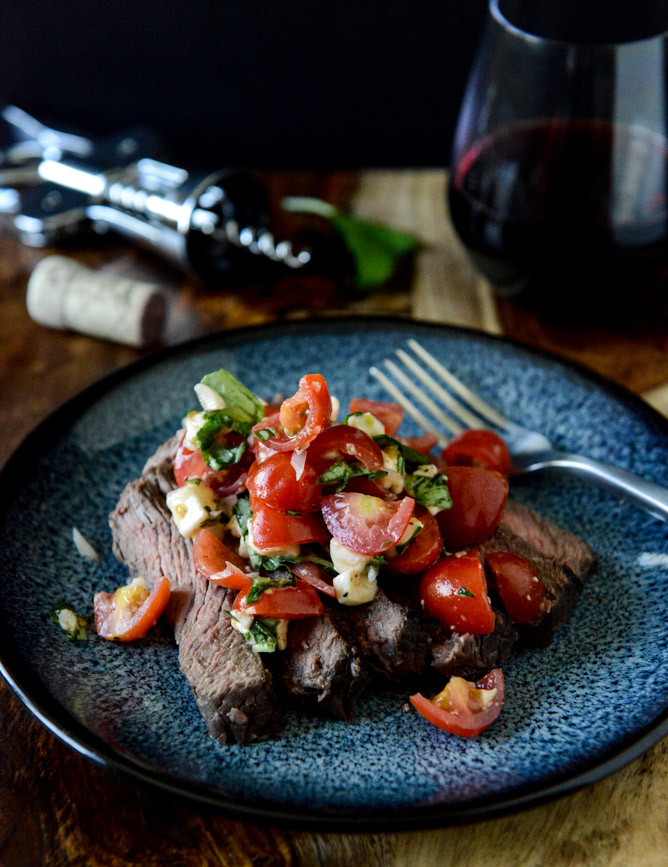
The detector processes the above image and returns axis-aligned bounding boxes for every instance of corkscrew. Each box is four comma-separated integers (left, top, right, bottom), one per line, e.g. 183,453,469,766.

0,106,311,284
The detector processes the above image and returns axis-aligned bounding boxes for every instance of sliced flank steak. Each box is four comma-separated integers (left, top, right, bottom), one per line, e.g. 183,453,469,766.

109,437,284,744
502,500,598,582
429,607,518,680
478,523,585,648
277,605,368,721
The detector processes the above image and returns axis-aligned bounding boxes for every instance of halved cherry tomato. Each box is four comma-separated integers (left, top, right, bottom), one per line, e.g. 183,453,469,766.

419,550,495,634
291,562,337,597
385,505,443,575
410,669,505,737
247,453,320,512
193,527,248,577
436,466,508,550
252,374,332,453
306,424,384,475
321,491,415,555
94,575,171,642
442,429,512,476
486,551,543,623
348,398,403,435
173,432,208,486
251,500,330,548
233,578,324,620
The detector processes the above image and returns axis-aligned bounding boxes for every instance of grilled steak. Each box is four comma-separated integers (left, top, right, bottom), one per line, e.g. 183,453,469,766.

502,501,598,582
109,437,284,744
337,588,438,681
278,605,367,720
430,607,518,680
479,524,584,647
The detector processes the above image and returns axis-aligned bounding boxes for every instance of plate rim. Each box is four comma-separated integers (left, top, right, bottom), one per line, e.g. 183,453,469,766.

2,313,668,831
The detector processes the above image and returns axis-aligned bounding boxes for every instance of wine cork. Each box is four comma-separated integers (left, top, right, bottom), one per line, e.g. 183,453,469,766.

26,256,166,347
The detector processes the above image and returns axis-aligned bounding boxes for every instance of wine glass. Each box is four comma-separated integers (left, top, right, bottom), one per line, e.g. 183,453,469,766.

448,0,668,319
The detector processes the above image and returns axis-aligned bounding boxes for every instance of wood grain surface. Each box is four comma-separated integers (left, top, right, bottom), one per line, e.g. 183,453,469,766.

1,170,667,866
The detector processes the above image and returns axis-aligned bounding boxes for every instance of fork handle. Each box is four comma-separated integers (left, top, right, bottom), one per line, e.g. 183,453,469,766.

517,452,668,522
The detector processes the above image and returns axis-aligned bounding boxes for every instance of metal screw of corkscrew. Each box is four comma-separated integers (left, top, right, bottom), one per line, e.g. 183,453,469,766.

0,106,311,282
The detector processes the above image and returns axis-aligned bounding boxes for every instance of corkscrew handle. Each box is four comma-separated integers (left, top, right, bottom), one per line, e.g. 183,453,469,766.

0,107,311,283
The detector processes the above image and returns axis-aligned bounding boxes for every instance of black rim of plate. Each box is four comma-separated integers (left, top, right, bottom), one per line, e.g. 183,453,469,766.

1,314,668,832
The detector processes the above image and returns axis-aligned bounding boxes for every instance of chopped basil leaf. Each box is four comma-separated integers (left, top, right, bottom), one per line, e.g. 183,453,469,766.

316,460,387,493
256,427,277,441
373,435,430,469
227,611,279,653
404,472,452,511
196,410,249,471
185,477,201,485
456,587,475,598
369,553,387,568
199,369,265,425
246,617,280,653
285,509,301,517
246,572,296,604
49,603,87,642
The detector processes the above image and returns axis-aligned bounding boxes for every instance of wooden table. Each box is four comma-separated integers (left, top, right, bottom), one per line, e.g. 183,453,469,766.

1,170,668,866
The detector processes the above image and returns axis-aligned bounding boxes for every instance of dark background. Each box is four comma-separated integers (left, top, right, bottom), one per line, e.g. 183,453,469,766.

0,0,487,169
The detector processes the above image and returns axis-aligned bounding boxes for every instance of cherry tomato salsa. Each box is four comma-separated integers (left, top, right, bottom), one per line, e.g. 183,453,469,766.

93,366,550,740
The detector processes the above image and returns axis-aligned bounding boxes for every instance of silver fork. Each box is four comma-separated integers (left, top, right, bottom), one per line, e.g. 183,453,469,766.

370,338,668,522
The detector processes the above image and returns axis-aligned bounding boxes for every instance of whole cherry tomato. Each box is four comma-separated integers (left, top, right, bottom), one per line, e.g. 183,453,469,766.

436,466,508,550
442,429,511,476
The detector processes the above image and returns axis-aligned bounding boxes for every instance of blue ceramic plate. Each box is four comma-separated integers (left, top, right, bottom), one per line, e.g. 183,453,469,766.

1,316,668,831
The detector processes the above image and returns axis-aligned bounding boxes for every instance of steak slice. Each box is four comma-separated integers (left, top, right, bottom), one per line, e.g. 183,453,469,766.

336,588,438,682
109,437,284,744
430,607,518,680
278,606,368,721
502,501,598,582
479,524,584,647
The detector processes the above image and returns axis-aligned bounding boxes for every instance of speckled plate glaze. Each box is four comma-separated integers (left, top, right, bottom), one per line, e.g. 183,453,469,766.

1,316,668,830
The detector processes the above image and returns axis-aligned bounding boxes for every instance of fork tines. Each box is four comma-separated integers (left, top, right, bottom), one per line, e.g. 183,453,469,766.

370,339,512,447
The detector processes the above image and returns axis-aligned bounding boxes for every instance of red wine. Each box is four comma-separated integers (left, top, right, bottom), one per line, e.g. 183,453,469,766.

448,120,668,314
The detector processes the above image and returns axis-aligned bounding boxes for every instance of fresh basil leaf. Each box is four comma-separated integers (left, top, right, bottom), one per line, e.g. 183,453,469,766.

196,410,249,471
228,611,279,653
316,460,387,493
332,213,419,288
373,435,430,469
404,472,452,511
456,587,475,598
199,369,265,425
281,197,419,290
246,572,296,604
256,427,277,441
247,618,282,653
